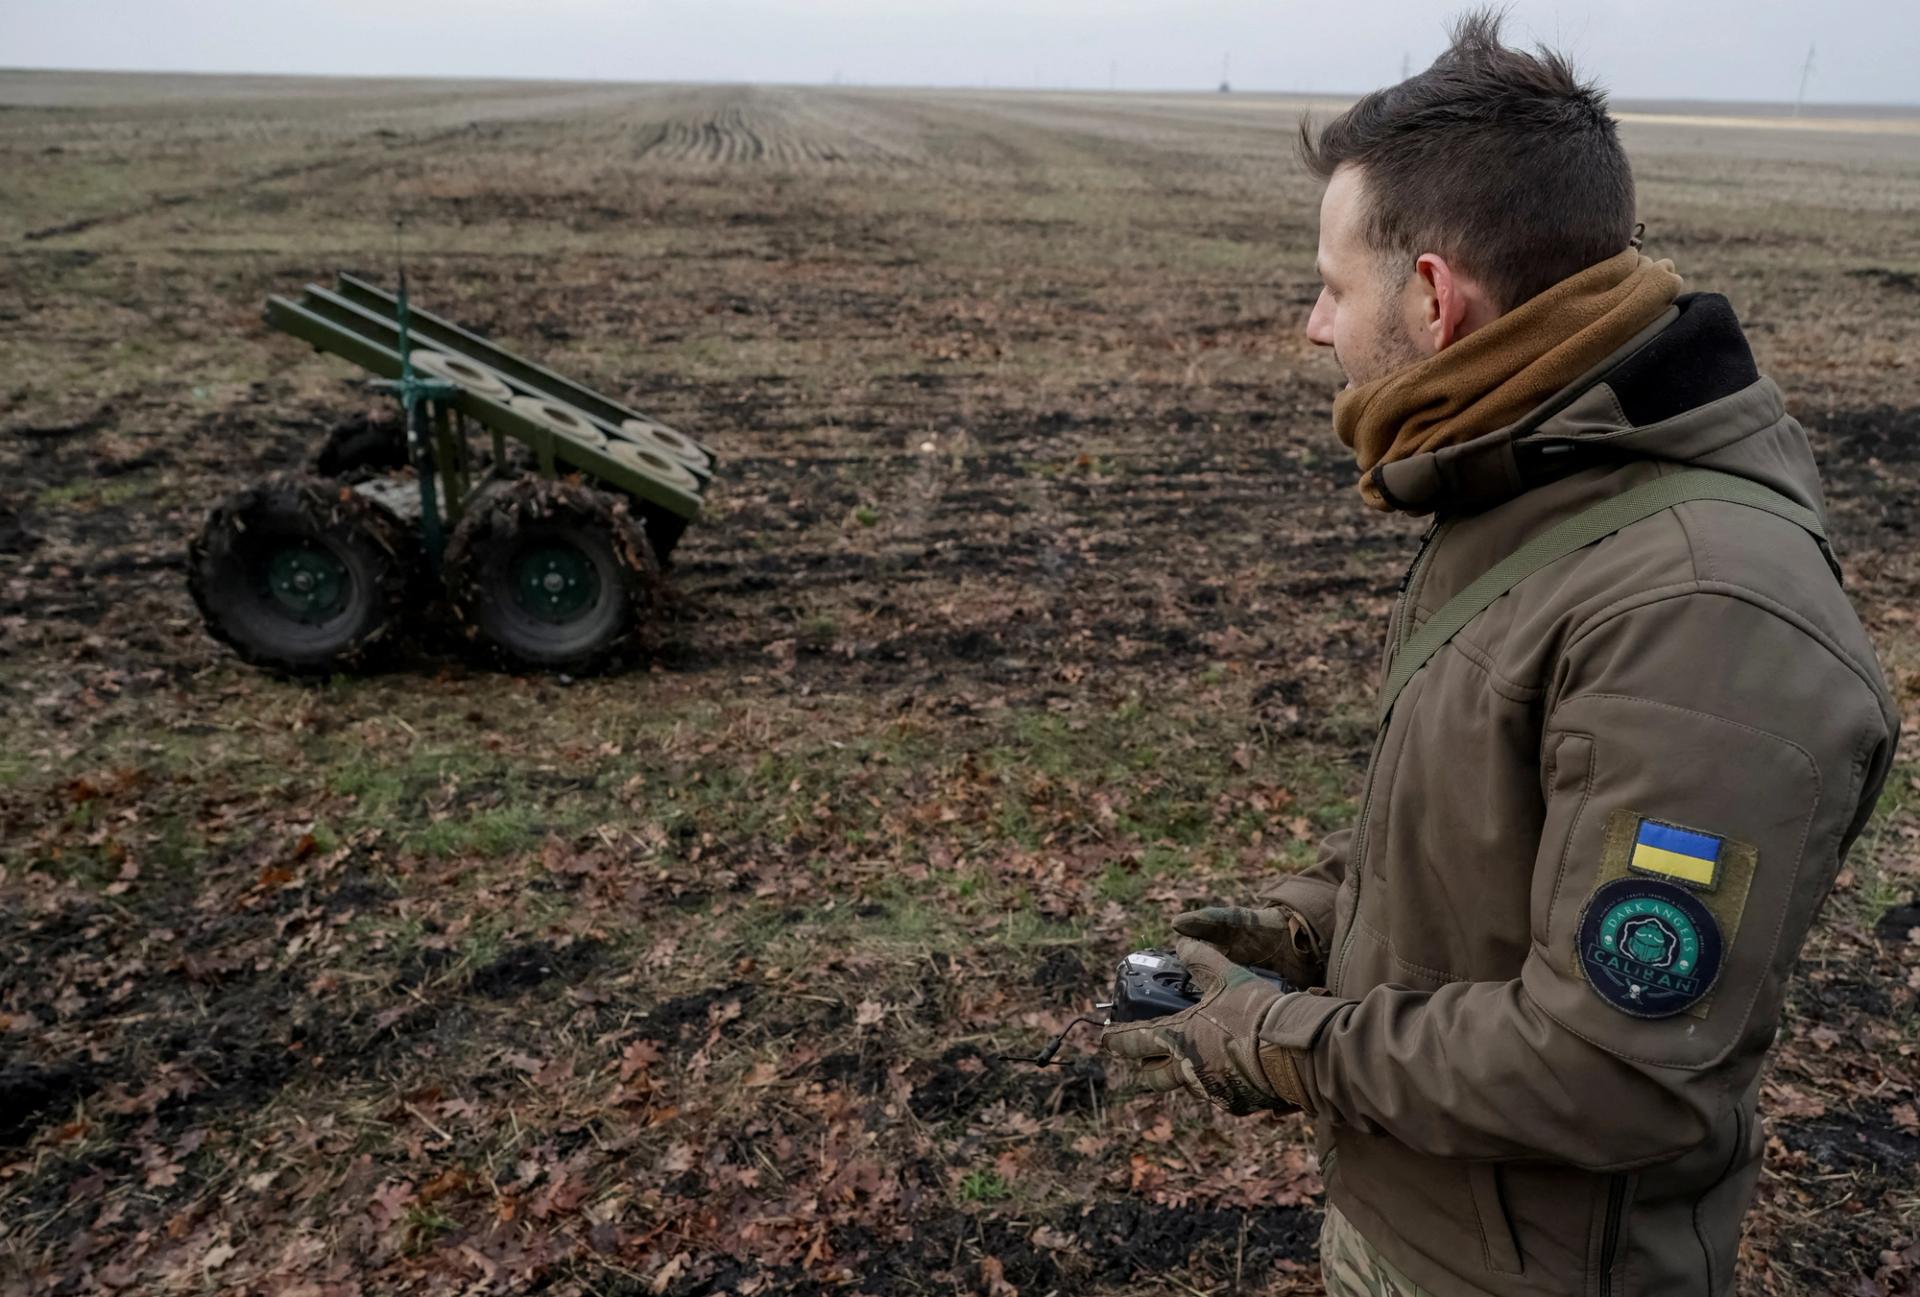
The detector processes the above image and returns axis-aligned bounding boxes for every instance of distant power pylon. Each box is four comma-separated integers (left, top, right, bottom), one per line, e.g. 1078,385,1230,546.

1219,51,1231,94
1794,43,1816,116
1402,52,1411,81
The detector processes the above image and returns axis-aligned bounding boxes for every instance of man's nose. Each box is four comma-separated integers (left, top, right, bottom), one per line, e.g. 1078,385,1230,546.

1305,290,1334,347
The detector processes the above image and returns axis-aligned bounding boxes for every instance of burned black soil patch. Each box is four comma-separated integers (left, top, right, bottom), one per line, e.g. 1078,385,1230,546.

137,966,460,1112
635,982,757,1048
468,939,604,998
1029,945,1092,995
1797,971,1898,1019
1805,405,1920,467
0,1063,96,1147
809,1050,879,1090
906,1045,1005,1123
0,895,468,1146
1875,898,1920,945
650,1198,1319,1297
907,1044,1106,1124
865,1200,1317,1295
0,501,41,555
1781,1103,1920,1196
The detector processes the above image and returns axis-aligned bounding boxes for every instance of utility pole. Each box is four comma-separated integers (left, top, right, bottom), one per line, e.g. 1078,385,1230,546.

1402,52,1411,81
1794,43,1815,117
1219,51,1231,94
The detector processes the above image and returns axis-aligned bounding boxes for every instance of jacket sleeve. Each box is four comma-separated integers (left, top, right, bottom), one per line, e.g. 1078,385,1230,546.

1260,828,1351,950
1259,591,1894,1169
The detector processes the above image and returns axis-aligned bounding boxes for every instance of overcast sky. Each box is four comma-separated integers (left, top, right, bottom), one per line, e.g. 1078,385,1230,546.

5,0,1917,106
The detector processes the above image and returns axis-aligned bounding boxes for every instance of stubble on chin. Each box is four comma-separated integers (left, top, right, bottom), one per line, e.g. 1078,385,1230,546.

1343,333,1426,393
1334,338,1386,392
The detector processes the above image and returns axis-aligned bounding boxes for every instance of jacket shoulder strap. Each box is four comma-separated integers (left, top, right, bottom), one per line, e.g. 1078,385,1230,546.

1377,468,1833,725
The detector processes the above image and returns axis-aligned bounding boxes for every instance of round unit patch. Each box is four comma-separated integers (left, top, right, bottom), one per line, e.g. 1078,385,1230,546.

1576,877,1723,1018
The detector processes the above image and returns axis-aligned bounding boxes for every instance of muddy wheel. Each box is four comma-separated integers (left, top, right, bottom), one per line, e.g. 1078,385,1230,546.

443,478,659,674
313,415,408,479
188,476,416,675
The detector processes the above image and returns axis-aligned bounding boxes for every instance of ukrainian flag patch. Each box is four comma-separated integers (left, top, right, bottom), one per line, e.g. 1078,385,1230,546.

1629,818,1722,891
1579,810,1759,1019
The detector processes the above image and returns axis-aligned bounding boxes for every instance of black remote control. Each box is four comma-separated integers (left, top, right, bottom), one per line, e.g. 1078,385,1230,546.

1106,948,1295,1022
1003,946,1298,1067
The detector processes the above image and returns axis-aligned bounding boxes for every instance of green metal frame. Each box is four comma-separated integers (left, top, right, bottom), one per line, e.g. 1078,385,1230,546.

334,274,717,467
262,277,708,533
287,281,711,490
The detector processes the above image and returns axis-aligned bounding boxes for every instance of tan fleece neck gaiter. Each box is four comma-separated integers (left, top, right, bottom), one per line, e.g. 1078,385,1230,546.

1334,249,1684,511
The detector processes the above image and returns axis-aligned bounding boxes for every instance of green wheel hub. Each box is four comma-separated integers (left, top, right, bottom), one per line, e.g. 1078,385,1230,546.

265,543,350,622
513,542,600,624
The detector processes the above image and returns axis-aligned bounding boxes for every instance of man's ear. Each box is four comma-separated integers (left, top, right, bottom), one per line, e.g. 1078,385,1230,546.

1414,252,1496,351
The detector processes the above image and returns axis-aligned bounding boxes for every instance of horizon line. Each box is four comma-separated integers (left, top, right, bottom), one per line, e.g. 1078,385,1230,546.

3,64,1917,114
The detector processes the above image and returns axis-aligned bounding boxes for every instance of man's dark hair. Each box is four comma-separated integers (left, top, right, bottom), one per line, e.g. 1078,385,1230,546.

1300,7,1636,312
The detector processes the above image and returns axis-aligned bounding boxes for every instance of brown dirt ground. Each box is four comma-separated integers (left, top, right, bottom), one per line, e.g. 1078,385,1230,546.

1,75,1917,1297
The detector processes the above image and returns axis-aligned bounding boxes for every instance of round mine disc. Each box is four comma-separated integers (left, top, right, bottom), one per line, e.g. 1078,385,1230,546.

512,540,602,625
606,439,701,492
407,349,513,400
620,418,711,471
507,395,609,450
263,541,351,622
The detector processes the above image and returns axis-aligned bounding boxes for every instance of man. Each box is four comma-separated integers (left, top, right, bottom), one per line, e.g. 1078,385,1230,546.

1100,12,1898,1297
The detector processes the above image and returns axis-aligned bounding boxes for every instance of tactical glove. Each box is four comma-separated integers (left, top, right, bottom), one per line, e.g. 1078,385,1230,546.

1100,936,1312,1116
1172,903,1327,989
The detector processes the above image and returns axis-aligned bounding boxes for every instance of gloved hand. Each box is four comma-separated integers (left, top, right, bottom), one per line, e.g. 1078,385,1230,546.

1100,937,1312,1116
1172,903,1327,989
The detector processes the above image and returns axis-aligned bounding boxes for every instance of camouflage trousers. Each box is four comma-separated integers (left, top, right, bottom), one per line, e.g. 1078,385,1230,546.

1320,1203,1433,1297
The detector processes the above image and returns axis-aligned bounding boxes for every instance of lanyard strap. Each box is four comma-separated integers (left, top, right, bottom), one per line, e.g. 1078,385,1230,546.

1378,469,1833,725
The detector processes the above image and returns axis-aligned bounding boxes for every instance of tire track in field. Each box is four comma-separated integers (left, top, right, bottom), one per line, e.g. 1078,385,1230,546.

628,89,924,171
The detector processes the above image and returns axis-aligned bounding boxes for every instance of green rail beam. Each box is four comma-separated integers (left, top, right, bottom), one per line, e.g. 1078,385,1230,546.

296,283,711,487
262,296,702,520
333,272,718,465
296,283,418,353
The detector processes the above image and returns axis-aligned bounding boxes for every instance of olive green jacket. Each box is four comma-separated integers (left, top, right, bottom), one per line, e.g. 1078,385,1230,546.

1264,294,1898,1296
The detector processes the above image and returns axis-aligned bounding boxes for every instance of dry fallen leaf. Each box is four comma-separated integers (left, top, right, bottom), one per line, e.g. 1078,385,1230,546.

1030,1225,1077,1252
621,1039,662,1081
650,1253,688,1295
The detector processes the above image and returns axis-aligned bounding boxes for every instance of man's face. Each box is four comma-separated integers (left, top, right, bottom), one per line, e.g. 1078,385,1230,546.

1304,165,1427,389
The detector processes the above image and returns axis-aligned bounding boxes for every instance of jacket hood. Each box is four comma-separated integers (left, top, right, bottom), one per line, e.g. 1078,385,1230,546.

1368,294,1829,525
